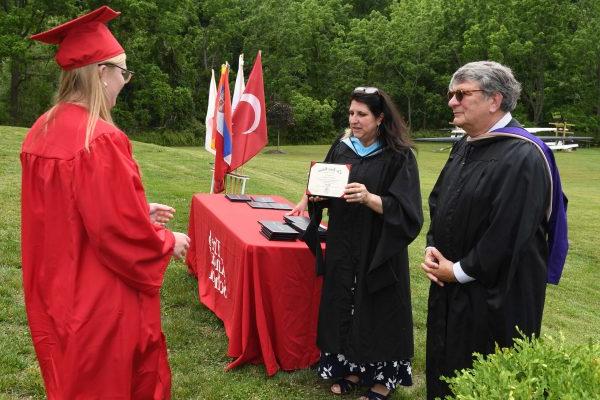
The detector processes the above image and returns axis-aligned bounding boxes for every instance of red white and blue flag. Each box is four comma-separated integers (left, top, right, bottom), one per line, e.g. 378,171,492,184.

212,64,233,193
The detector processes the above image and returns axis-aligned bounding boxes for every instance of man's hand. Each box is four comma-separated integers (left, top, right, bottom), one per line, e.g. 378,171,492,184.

421,247,457,287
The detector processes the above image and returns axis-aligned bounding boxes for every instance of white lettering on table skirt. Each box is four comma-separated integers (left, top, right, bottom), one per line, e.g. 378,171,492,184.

208,230,227,298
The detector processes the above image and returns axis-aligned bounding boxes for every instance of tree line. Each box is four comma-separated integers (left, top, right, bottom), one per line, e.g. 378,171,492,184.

2,0,599,144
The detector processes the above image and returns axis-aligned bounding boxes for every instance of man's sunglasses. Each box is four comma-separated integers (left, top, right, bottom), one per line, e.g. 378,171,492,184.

353,86,379,95
99,63,134,83
447,89,485,102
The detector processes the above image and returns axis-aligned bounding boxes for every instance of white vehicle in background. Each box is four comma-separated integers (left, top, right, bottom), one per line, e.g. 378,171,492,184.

417,126,591,152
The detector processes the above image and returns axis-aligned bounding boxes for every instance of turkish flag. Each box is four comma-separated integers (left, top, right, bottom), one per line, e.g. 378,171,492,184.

230,51,267,170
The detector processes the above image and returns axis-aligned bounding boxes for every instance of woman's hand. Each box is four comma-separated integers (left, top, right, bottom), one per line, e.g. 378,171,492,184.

287,194,308,216
343,182,383,214
172,231,191,259
149,203,175,226
287,194,326,216
343,182,371,204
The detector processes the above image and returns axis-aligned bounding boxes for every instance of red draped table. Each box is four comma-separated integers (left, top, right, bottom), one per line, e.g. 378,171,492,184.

185,194,322,375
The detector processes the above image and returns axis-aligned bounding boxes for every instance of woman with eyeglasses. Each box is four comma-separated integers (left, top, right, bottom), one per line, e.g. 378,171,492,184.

21,6,189,399
289,87,423,400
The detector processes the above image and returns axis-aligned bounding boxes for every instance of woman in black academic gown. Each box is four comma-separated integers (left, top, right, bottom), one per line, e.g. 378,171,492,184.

289,87,423,400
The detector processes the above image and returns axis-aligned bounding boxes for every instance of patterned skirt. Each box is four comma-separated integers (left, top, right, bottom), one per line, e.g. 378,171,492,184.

317,352,413,390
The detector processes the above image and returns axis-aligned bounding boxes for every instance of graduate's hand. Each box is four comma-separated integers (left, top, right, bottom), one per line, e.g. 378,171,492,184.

343,182,371,204
149,203,175,226
173,231,191,260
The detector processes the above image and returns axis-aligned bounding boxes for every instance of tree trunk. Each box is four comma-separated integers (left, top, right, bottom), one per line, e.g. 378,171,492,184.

532,74,545,125
596,63,600,117
9,58,25,125
277,130,280,151
524,73,545,126
406,96,412,131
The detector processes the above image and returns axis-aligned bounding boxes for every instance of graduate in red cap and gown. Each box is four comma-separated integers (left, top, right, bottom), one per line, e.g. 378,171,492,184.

21,6,190,399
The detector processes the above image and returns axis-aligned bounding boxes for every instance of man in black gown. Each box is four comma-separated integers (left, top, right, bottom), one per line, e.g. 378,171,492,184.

421,61,568,399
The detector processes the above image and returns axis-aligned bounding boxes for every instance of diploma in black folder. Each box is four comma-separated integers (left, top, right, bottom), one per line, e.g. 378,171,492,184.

258,220,299,241
225,194,252,202
283,215,327,241
248,201,293,211
306,162,351,198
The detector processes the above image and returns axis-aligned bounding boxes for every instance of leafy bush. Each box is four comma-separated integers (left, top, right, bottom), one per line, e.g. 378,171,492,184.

122,64,198,132
443,333,600,400
553,108,600,144
128,127,203,147
288,92,337,144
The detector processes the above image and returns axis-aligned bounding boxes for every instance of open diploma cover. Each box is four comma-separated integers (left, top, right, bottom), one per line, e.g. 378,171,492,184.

306,162,351,198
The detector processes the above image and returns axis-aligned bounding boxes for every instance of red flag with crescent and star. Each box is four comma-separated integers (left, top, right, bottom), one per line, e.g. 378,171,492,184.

230,51,267,170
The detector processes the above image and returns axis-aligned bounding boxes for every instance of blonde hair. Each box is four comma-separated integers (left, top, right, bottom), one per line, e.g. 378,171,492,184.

46,53,126,149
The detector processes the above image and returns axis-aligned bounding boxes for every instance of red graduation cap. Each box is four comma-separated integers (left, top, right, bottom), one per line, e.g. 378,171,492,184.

30,5,124,70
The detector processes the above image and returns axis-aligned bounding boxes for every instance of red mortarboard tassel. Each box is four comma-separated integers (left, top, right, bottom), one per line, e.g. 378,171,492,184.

30,5,124,70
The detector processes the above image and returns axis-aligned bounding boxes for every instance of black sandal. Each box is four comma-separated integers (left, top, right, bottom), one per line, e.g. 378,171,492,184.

361,388,390,400
331,377,360,395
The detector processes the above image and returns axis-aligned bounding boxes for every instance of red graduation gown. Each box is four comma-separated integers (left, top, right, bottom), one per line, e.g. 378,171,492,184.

20,103,175,399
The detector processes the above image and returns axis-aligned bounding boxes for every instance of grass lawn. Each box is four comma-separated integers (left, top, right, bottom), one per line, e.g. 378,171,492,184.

1,125,599,399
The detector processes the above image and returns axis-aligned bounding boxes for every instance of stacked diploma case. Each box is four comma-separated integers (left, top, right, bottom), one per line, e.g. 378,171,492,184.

283,215,327,241
258,220,299,241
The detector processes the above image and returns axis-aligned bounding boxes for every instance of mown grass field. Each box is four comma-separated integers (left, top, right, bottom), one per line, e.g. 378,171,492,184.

1,125,599,399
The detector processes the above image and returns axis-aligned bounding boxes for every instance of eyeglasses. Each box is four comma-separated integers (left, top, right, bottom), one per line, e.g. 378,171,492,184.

353,86,379,95
99,63,134,83
447,89,485,102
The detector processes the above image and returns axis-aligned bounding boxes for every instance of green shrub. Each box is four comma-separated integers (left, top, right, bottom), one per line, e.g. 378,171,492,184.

555,108,600,144
128,128,203,147
443,333,600,400
287,92,337,144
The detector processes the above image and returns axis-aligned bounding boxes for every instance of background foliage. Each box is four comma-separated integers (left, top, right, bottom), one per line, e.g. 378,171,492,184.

2,0,600,144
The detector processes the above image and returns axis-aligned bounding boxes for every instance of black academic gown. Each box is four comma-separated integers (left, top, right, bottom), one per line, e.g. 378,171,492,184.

312,139,423,364
425,121,550,399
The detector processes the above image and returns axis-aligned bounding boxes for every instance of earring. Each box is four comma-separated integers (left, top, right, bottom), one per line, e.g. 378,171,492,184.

102,81,108,87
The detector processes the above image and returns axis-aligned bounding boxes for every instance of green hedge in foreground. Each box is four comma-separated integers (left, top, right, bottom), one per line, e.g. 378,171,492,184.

443,333,600,400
